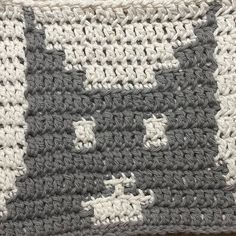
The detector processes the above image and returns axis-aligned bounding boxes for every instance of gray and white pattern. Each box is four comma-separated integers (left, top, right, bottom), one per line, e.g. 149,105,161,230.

214,1,236,192
0,1,236,236
73,118,96,151
0,6,27,218
143,114,168,148
82,173,154,225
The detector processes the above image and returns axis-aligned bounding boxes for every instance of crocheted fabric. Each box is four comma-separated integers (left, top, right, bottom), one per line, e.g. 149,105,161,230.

0,0,236,235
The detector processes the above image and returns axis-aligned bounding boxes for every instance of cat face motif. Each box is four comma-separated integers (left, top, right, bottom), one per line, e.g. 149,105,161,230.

1,3,236,235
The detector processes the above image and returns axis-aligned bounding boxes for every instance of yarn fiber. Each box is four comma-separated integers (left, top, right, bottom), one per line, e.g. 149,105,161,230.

0,0,236,235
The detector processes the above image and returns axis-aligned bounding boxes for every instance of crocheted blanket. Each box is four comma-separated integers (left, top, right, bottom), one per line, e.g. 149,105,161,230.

0,0,236,235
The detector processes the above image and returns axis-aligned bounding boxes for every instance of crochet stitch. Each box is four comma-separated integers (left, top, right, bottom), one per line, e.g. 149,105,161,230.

0,0,236,235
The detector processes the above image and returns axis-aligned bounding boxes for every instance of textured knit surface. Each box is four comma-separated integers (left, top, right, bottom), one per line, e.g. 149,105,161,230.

0,0,236,235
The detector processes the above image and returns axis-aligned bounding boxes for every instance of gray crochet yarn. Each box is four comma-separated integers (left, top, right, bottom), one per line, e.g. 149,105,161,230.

0,0,236,235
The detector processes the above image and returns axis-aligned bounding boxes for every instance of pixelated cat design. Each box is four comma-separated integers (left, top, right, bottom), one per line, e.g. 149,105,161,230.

5,3,233,229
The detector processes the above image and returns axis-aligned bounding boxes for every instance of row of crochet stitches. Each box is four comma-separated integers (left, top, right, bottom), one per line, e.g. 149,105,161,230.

0,1,236,236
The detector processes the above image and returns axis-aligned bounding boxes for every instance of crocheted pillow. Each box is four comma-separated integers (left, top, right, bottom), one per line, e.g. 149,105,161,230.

0,0,236,235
